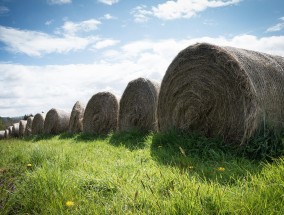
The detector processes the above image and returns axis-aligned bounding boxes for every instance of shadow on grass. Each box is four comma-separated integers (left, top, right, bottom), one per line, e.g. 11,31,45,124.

109,130,149,150
58,132,77,140
150,130,284,185
23,134,54,142
74,133,109,143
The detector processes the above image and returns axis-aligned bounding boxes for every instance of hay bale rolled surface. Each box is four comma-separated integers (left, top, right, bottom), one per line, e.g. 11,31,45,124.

25,116,34,136
32,113,45,135
158,43,284,144
44,109,70,134
118,78,160,133
4,129,9,138
83,92,118,135
8,126,13,136
0,130,5,139
19,120,27,137
69,101,85,134
12,123,20,137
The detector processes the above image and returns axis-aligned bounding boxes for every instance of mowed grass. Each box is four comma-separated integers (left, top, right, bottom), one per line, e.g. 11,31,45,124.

1,131,284,214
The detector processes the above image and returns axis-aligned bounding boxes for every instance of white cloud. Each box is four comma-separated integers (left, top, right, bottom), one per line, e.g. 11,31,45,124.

132,0,241,22
98,0,119,5
131,5,152,23
45,19,54,26
93,39,120,49
62,19,101,35
0,26,99,56
1,34,284,116
101,13,117,20
266,17,284,32
0,6,9,15
47,0,72,5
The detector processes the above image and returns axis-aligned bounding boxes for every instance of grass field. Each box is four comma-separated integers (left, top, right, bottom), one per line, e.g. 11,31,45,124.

1,131,284,214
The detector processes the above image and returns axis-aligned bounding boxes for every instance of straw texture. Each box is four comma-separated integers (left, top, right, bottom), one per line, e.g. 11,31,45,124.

4,129,9,138
83,92,119,135
158,43,284,144
44,108,70,134
69,101,85,134
19,120,27,137
8,126,13,136
0,130,4,139
12,123,19,137
118,78,160,132
32,113,45,135
25,116,34,136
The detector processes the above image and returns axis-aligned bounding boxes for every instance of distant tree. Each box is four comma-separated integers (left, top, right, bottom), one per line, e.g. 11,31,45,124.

23,114,34,120
0,117,6,130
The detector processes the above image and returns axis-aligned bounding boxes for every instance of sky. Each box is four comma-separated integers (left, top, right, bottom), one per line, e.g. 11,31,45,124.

0,0,284,117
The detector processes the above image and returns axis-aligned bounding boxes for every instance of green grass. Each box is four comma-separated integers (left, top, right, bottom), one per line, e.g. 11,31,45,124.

1,131,284,214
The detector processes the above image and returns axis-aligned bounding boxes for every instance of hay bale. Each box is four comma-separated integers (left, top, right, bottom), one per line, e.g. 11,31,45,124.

12,123,20,137
83,92,119,135
19,120,27,137
118,78,160,132
8,126,13,136
4,129,9,138
32,113,45,135
69,101,85,134
25,116,34,136
44,108,70,134
157,43,284,144
0,130,5,139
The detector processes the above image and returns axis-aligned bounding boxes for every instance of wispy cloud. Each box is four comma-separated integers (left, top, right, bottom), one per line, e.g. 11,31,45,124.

45,19,54,26
0,6,9,15
0,25,98,56
61,19,101,35
266,17,284,32
93,39,120,49
100,13,117,20
97,0,119,5
0,19,120,57
132,0,241,22
47,0,72,5
131,5,152,23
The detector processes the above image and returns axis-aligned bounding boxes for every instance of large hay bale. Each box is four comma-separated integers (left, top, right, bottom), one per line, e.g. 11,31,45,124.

158,43,284,144
19,120,27,137
83,92,119,135
25,116,34,136
4,129,9,138
32,113,45,135
44,108,70,134
118,78,160,132
12,123,20,137
0,130,5,139
69,101,85,134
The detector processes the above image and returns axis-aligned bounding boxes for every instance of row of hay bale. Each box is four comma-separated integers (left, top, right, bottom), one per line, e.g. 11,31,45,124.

0,77,159,138
1,43,284,144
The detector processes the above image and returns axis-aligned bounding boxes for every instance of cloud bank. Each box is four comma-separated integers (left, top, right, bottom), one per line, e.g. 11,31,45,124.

1,34,284,116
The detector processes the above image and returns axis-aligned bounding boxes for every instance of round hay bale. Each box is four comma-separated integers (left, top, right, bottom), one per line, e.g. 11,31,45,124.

19,120,27,137
4,129,10,138
158,43,284,144
12,123,20,137
25,116,34,136
44,108,70,134
83,92,119,135
118,78,160,133
32,113,45,135
0,130,5,139
8,126,13,136
69,101,85,134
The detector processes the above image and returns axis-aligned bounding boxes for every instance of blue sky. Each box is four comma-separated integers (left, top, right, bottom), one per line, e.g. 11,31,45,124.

0,0,284,116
